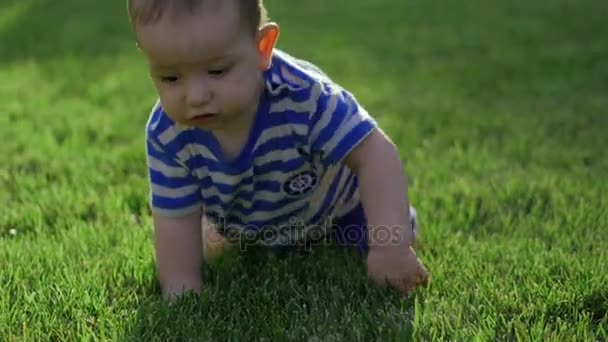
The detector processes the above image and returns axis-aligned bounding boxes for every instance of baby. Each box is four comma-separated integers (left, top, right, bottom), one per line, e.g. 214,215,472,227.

127,0,430,301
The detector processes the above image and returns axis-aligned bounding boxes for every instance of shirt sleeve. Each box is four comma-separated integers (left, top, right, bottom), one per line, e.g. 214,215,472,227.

308,83,378,167
146,133,203,217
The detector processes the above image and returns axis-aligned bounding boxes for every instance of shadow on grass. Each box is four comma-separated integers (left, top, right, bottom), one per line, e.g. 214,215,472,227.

124,245,418,341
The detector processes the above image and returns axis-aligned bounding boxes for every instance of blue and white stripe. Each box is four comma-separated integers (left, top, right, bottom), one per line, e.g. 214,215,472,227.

145,50,377,243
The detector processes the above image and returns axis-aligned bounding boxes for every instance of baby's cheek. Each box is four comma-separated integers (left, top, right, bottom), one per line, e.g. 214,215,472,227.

159,98,184,121
224,81,258,111
158,88,184,113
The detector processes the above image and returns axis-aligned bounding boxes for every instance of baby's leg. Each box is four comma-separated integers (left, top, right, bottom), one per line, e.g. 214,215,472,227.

202,215,234,262
332,204,418,256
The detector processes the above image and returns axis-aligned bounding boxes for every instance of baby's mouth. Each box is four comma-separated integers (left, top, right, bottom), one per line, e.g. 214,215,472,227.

190,113,217,124
193,113,216,119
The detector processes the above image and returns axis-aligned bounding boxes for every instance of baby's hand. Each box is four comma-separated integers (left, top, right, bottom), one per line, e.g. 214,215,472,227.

366,244,430,296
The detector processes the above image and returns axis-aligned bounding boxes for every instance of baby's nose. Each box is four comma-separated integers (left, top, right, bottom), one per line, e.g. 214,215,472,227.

186,78,212,106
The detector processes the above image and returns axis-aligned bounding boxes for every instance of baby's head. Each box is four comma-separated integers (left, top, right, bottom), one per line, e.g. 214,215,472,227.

128,0,279,131
128,0,268,36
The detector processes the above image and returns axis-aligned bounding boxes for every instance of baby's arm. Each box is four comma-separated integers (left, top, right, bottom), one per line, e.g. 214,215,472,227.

307,83,428,294
153,210,203,302
345,129,412,248
345,128,429,294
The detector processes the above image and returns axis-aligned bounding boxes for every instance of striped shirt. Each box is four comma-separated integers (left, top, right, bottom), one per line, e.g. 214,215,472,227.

145,50,378,246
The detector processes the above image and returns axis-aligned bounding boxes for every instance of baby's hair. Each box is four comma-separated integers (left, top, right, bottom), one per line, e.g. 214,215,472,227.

127,0,268,35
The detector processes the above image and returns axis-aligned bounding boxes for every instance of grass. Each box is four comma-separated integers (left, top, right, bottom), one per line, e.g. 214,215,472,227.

1,0,607,340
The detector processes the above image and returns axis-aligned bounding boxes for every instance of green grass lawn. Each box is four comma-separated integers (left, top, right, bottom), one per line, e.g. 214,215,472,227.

2,0,607,340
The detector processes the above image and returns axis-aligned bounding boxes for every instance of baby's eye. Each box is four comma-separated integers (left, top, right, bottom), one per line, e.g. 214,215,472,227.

208,69,225,76
208,66,231,76
160,76,179,83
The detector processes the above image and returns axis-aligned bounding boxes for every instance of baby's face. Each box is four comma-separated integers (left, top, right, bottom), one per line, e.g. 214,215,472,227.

136,1,266,131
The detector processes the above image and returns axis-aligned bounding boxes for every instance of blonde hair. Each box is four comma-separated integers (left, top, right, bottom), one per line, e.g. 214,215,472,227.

127,0,268,35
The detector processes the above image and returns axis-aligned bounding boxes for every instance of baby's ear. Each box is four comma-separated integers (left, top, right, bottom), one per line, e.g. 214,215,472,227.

256,23,280,70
